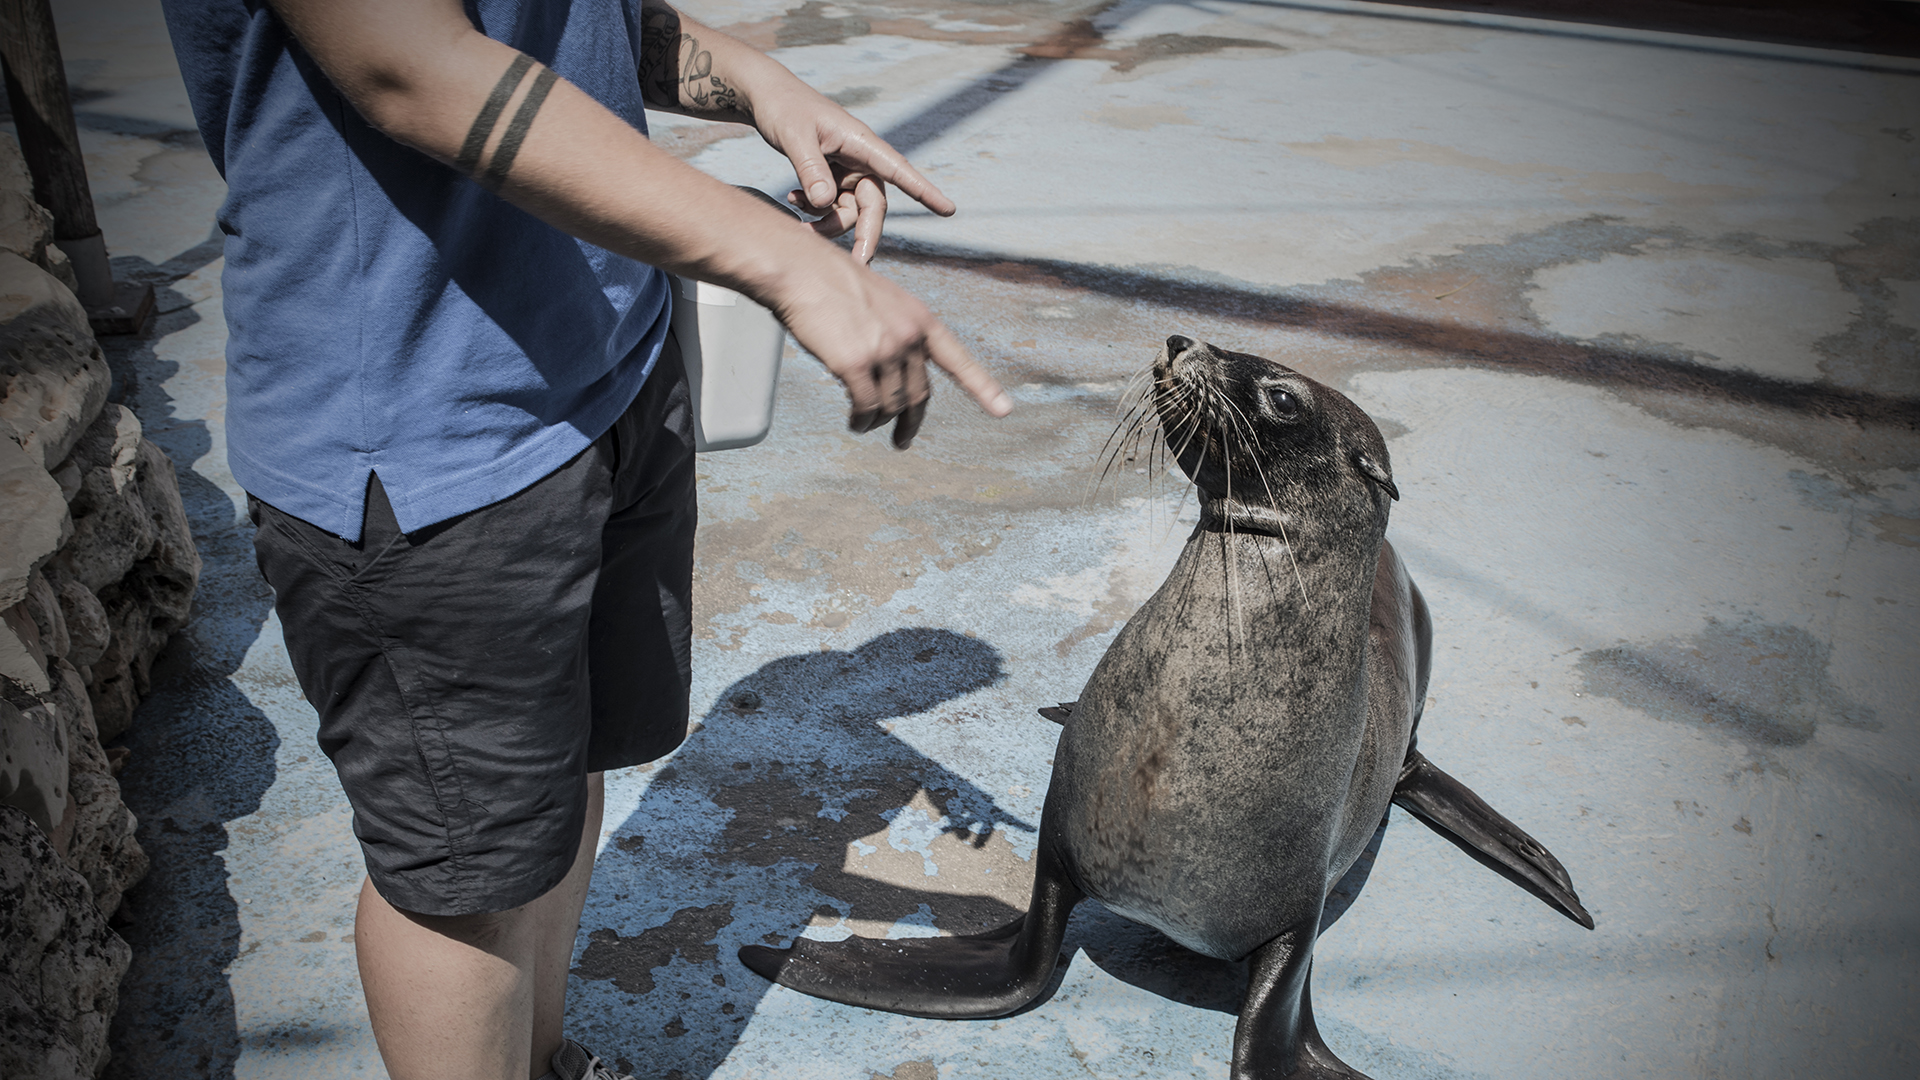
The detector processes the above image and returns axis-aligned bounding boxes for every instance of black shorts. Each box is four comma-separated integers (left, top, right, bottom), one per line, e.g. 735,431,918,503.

250,340,696,917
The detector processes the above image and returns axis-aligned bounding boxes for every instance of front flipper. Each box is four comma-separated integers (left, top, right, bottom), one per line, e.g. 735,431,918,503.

738,845,1083,1019
1234,920,1370,1079
1392,751,1595,929
1038,701,1076,724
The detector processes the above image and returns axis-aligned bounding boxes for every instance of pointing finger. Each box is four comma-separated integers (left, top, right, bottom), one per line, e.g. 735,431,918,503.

828,128,956,217
922,321,1011,417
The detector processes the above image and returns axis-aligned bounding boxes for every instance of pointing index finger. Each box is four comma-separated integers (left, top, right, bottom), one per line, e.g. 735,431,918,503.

835,129,955,217
922,321,1011,417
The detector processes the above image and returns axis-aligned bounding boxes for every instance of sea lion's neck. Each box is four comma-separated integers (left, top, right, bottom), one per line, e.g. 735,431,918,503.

1179,495,1386,626
1198,495,1295,538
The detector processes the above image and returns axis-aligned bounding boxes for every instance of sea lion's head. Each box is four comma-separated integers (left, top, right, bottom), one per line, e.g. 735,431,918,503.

1152,335,1397,537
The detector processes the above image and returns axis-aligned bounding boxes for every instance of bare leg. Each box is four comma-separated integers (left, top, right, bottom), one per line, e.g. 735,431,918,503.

355,772,605,1080
532,772,604,1071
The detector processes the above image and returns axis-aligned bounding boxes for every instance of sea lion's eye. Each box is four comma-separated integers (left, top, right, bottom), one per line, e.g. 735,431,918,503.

1269,388,1301,420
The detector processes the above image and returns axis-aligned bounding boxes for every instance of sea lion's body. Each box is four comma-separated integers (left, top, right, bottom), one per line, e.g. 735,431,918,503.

1049,534,1419,963
743,338,1589,1079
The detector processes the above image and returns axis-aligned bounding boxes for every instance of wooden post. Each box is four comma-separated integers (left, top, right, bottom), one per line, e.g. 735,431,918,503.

0,0,153,334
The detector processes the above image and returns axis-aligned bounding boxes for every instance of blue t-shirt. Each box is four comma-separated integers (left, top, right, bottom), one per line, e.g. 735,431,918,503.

163,0,671,541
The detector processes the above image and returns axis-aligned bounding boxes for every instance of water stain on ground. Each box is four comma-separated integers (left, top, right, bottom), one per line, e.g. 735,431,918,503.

776,1,873,48
1023,19,1287,71
574,902,735,995
1576,614,1878,747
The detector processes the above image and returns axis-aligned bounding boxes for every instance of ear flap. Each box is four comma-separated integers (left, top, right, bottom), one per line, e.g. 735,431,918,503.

1353,450,1400,501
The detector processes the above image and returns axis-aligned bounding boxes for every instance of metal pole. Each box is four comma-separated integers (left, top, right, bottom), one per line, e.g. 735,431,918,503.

1,0,152,332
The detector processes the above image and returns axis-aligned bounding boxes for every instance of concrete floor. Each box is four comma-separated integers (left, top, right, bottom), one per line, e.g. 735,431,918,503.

27,0,1919,1076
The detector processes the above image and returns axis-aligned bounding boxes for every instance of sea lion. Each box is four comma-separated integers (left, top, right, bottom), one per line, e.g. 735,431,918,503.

740,337,1593,1078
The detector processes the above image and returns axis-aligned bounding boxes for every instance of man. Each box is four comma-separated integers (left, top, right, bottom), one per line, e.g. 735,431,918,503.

159,1,1011,1077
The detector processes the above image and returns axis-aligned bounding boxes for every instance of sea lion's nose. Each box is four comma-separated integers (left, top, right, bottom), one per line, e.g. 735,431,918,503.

1166,335,1194,358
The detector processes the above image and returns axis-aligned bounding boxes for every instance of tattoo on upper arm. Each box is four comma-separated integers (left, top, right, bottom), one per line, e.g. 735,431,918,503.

638,0,752,121
482,67,557,191
458,53,558,192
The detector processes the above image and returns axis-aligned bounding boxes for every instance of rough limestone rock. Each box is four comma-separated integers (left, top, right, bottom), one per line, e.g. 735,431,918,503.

63,420,200,742
0,696,69,837
0,435,71,611
49,570,108,674
1,136,189,1077
0,251,110,474
0,805,130,1080
53,406,154,595
0,133,76,296
49,658,144,920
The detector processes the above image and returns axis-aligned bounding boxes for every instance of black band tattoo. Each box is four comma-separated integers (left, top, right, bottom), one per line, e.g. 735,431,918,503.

480,67,558,192
457,54,534,176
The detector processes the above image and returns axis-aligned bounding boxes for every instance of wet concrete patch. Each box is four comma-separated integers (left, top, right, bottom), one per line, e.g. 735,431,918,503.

574,902,735,995
777,1,873,48
713,768,1032,935
1576,615,1878,747
1527,250,1857,383
1821,216,1920,399
1024,22,1288,71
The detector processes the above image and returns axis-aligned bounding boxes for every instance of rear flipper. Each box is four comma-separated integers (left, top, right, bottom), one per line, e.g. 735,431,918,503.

738,845,1083,1019
1392,751,1595,929
1234,919,1371,1079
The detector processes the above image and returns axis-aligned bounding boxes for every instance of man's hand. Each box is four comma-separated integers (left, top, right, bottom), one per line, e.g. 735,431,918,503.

636,0,951,265
769,251,1009,447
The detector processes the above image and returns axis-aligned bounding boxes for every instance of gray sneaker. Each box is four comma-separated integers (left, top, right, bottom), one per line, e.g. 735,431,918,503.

551,1039,635,1080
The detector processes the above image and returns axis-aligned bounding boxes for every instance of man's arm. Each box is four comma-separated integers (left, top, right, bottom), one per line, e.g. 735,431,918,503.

266,0,1008,445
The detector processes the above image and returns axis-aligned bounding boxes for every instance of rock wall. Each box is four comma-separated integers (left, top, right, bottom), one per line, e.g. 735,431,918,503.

0,132,200,1078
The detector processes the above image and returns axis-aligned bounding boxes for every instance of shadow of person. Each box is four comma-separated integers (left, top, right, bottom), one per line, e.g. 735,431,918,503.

99,249,286,1079
568,626,1389,1077
573,627,1042,1077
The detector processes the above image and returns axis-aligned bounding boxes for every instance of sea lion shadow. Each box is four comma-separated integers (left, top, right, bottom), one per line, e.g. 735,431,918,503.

580,627,1040,1075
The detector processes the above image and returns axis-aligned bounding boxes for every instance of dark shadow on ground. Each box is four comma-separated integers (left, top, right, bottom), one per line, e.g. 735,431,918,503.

578,628,1040,1077
100,257,281,1080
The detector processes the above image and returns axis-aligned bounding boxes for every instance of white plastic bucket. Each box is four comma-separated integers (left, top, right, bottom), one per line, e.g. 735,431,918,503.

671,274,787,452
